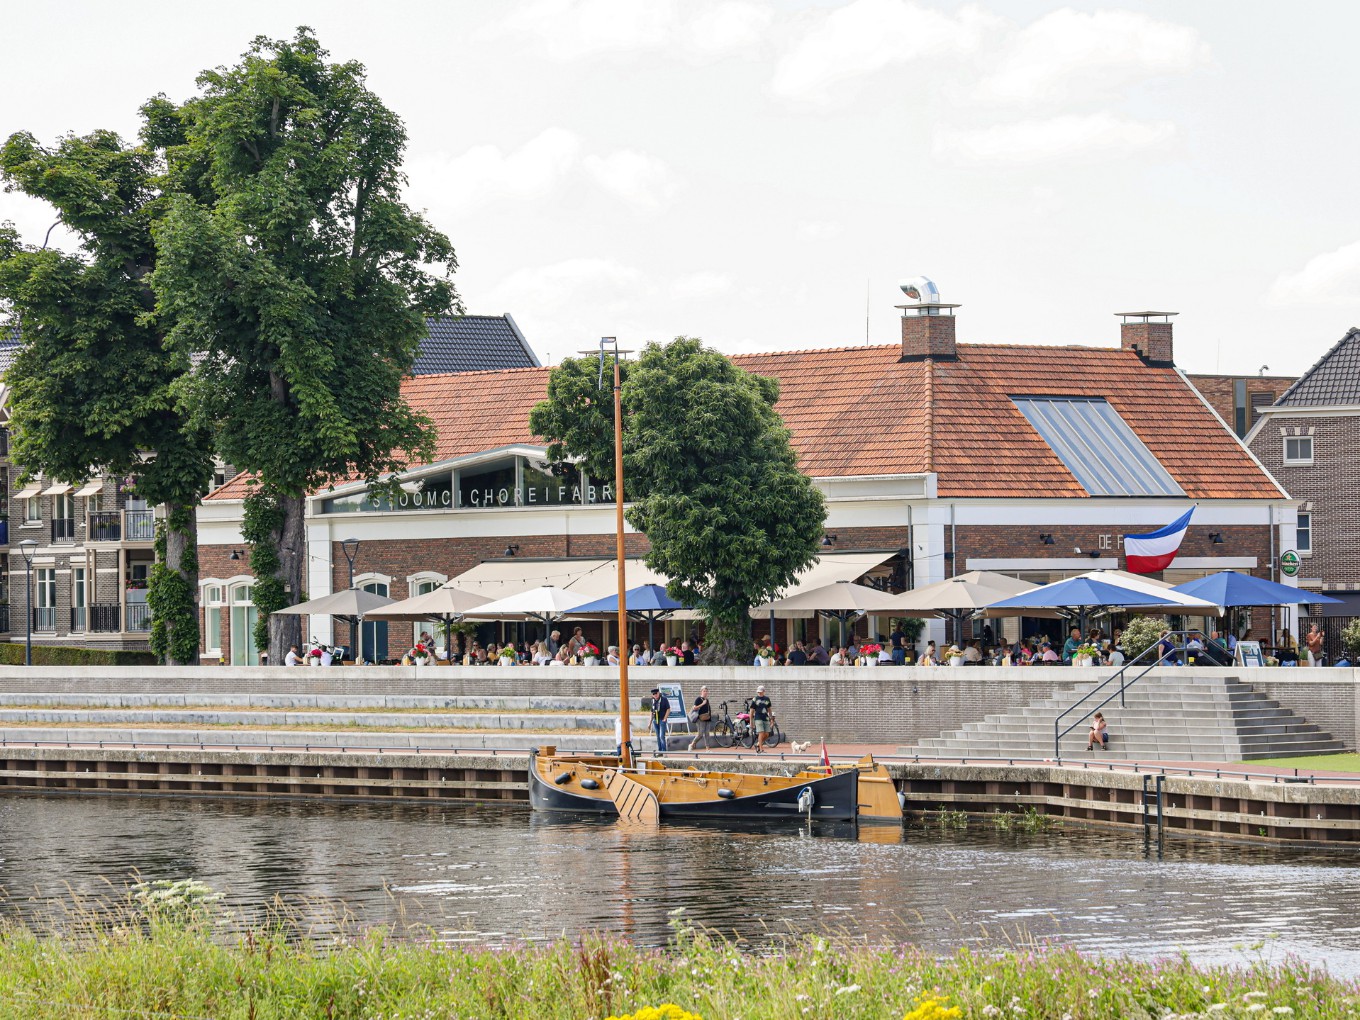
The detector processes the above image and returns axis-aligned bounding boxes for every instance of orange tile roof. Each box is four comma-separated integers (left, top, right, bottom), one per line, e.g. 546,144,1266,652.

206,343,1283,502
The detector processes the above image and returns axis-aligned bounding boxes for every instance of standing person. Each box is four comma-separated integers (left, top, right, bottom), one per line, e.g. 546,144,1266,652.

650,686,671,755
749,683,774,754
687,685,713,751
890,624,906,666
1306,624,1326,667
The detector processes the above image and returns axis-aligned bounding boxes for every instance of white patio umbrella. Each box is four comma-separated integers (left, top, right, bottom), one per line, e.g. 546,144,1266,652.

888,571,1042,622
273,588,396,664
755,581,905,646
364,586,493,658
464,586,592,643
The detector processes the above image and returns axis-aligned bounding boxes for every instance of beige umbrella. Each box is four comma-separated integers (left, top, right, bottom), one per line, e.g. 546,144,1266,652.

365,587,493,659
273,588,395,665
889,571,1040,620
756,580,906,618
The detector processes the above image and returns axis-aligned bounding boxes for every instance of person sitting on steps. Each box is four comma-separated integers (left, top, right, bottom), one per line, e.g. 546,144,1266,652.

1087,712,1109,752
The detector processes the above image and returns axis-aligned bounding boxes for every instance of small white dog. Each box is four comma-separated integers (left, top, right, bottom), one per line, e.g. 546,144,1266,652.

790,740,812,754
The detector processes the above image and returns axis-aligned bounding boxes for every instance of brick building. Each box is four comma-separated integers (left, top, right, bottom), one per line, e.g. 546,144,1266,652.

1186,371,1297,438
199,290,1296,663
1247,326,1360,628
0,314,537,653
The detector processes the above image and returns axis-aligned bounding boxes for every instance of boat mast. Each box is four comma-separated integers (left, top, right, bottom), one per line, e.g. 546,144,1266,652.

595,337,632,769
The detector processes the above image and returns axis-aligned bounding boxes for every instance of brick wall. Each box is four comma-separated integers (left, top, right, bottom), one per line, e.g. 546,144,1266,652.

1186,374,1295,437
1251,413,1360,588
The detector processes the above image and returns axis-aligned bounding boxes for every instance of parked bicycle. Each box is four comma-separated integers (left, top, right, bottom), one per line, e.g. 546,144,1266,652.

712,700,783,750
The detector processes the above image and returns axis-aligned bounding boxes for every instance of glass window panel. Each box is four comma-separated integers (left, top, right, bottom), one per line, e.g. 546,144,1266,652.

1012,396,1183,497
1296,513,1312,554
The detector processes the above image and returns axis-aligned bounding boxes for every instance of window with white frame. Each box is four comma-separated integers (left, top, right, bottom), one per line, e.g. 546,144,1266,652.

203,585,224,656
72,566,87,631
410,576,444,647
25,495,40,523
1283,435,1313,465
34,568,57,631
1296,513,1312,555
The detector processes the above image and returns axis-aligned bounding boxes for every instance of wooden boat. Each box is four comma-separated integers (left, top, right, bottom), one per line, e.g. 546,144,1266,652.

529,747,903,824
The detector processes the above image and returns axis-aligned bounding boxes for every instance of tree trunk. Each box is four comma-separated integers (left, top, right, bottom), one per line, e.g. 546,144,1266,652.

267,493,307,664
699,611,750,666
162,501,198,666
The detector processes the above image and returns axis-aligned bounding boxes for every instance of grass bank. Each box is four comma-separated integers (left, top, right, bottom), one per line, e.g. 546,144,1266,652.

0,894,1355,1019
1242,753,1360,773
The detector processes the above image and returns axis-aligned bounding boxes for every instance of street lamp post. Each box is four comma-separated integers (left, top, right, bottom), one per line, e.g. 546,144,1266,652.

19,539,38,667
341,537,360,664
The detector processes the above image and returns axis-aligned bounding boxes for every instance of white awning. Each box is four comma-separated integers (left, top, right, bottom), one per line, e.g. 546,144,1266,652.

774,551,898,599
13,483,42,500
74,480,104,498
41,481,72,496
445,557,670,600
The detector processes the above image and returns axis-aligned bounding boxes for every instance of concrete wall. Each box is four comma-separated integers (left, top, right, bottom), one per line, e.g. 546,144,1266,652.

0,664,1354,749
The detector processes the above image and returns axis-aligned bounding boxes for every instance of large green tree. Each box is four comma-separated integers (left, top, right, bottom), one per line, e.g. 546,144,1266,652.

0,114,215,665
151,29,457,663
531,337,826,663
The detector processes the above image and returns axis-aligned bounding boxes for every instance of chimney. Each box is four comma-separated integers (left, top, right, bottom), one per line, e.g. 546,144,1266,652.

1117,310,1176,365
897,276,960,361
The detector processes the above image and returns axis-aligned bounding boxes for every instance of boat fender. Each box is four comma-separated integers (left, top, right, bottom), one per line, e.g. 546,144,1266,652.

553,772,573,785
797,787,815,815
580,778,600,790
897,791,907,809
717,788,736,799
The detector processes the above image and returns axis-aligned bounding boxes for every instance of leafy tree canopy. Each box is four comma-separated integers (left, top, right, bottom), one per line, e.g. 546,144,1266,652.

151,27,458,495
533,337,826,661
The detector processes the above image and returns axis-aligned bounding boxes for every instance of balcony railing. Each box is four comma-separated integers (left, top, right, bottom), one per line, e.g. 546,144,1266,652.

126,510,155,541
87,509,157,543
125,603,152,632
88,511,122,542
70,605,87,632
90,603,121,633
33,607,57,632
51,517,76,543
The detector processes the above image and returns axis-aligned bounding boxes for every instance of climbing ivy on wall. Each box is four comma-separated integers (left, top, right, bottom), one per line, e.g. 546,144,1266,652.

148,505,200,665
242,490,287,657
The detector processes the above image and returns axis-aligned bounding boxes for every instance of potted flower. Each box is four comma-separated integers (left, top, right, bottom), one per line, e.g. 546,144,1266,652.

497,645,517,667
757,644,776,666
665,645,681,667
308,648,323,666
1073,642,1099,667
860,642,883,666
581,642,600,666
412,642,432,666
947,645,965,667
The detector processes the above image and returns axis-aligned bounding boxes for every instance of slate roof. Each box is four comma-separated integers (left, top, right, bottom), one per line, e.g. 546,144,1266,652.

412,314,539,375
1274,327,1360,407
208,340,1284,502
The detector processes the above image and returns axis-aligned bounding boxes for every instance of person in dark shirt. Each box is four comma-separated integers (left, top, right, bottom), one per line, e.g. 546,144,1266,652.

749,684,774,754
788,641,808,666
681,640,697,666
650,687,671,755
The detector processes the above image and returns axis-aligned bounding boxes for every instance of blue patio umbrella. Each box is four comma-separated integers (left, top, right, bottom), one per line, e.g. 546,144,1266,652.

571,584,690,653
990,576,1194,614
1169,571,1342,608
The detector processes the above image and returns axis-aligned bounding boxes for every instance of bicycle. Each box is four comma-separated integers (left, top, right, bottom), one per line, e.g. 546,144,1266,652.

713,701,753,748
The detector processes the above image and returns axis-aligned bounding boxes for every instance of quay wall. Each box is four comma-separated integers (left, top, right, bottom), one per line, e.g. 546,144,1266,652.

3,747,1360,846
0,665,1354,749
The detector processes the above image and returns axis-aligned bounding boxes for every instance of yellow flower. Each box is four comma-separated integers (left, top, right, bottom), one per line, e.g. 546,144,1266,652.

903,995,963,1020
605,1006,704,1020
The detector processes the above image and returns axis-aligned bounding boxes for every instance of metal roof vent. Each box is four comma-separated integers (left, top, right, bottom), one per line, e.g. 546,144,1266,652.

897,276,958,318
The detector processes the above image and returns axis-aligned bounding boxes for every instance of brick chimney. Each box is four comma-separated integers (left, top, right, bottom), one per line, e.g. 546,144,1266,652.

1117,311,1177,365
897,277,960,361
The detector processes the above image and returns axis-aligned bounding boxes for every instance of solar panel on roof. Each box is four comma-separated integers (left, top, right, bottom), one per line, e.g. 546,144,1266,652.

1011,396,1183,497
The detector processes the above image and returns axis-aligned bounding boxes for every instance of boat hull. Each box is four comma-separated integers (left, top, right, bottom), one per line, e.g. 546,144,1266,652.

528,750,861,822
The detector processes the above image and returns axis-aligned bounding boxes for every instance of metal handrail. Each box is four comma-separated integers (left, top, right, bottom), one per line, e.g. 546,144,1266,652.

1052,630,1228,759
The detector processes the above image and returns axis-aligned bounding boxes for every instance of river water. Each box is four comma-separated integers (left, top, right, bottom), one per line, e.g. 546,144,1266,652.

2,794,1358,974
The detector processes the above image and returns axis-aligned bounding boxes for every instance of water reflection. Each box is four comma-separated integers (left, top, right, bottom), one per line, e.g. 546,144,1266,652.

1,794,1358,973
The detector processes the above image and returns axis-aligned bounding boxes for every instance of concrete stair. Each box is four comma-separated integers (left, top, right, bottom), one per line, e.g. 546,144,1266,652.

905,674,1344,762
0,693,648,753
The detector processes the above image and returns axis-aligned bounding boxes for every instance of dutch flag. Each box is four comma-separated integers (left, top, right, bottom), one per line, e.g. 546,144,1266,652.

1124,508,1194,574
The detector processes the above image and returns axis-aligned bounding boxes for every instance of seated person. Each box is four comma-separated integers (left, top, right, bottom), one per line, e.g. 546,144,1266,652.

1040,642,1060,663
1087,712,1109,751
963,641,983,664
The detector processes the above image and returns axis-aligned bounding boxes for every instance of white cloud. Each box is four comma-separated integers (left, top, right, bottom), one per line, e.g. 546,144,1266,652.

977,8,1213,105
933,112,1176,166
0,192,81,254
479,0,771,60
796,219,842,241
408,130,678,217
769,0,999,104
1268,241,1360,308
670,271,733,301
687,2,773,55
582,150,681,211
409,129,581,218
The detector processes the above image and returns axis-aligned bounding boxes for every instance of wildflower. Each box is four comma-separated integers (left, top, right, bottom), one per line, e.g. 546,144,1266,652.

1273,1010,1295,1016
983,1006,1002,1017
1246,1006,1266,1014
835,984,861,996
1245,993,1268,1002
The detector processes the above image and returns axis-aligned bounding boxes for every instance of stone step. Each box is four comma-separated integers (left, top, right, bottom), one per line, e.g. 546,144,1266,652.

0,709,651,732
0,692,630,712
0,727,629,751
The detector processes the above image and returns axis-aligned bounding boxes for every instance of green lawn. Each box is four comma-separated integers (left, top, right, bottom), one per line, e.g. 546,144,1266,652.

1242,752,1360,772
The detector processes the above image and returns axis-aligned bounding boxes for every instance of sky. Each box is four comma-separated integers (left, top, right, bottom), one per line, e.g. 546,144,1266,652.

2,0,1358,376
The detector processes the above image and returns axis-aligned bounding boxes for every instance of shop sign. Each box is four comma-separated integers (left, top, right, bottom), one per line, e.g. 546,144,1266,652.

1279,550,1300,577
